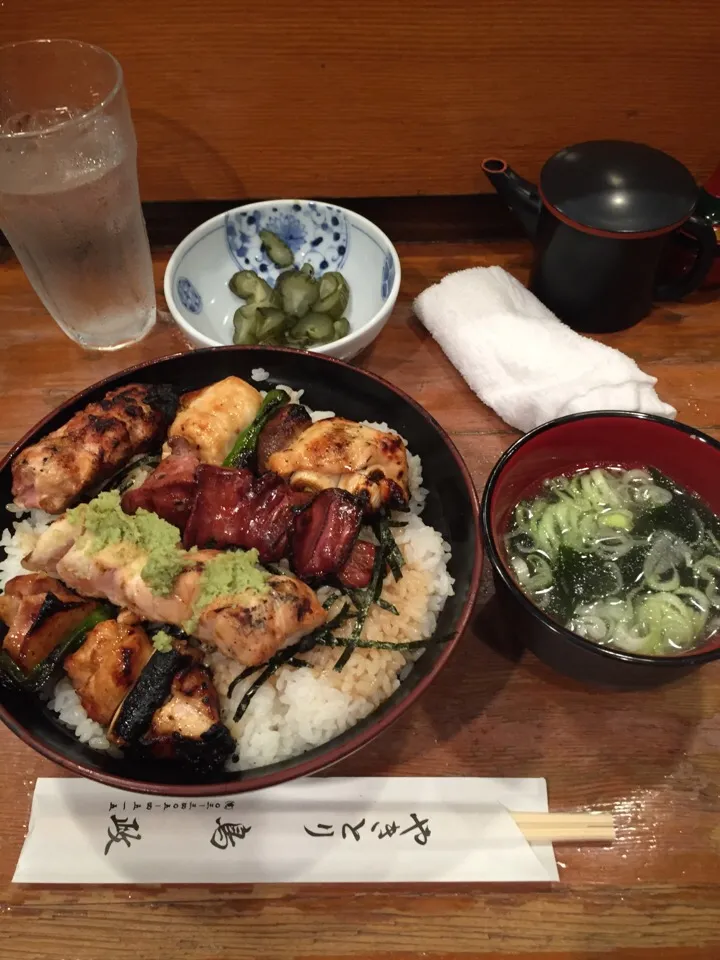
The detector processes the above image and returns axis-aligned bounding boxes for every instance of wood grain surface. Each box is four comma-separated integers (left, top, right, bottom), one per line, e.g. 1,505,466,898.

4,1,720,201
1,243,720,958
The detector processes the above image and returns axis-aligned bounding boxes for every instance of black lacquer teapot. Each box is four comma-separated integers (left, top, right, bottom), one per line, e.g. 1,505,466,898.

483,140,715,333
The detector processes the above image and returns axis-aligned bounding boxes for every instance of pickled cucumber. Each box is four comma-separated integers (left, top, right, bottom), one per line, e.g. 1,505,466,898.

227,255,352,349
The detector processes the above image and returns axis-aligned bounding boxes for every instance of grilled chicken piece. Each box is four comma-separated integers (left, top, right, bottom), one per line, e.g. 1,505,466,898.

165,376,262,466
196,573,325,665
25,522,326,667
11,383,178,514
0,572,78,623
20,517,79,576
257,404,312,473
0,573,99,671
183,464,253,548
337,540,377,589
27,537,202,625
266,417,409,511
64,612,154,725
109,641,203,748
111,649,234,772
140,661,233,766
183,465,310,562
290,488,364,580
108,640,235,774
121,446,200,530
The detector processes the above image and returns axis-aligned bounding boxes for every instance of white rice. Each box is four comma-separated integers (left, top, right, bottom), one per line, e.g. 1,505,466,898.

0,506,54,591
1,402,453,773
251,367,270,382
276,383,304,404
260,382,334,423
310,409,336,423
48,677,113,752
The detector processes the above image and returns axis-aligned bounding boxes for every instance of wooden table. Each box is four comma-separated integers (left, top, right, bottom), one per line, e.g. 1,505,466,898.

1,242,720,959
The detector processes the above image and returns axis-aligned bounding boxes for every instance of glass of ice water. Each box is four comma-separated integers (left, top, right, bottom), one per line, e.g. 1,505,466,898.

0,39,156,350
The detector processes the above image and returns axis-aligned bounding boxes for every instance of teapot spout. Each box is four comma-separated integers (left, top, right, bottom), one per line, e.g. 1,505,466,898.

482,158,541,238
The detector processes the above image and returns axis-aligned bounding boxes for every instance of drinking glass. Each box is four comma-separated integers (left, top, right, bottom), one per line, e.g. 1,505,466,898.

0,39,156,350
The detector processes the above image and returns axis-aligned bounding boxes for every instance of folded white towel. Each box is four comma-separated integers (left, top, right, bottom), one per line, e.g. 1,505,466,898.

414,266,676,432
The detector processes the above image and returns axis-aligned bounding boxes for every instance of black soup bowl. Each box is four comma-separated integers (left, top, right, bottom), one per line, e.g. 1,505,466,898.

481,411,720,687
0,347,482,794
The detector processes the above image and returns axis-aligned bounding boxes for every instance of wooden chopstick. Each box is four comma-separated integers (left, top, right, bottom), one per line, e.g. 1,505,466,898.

510,811,615,843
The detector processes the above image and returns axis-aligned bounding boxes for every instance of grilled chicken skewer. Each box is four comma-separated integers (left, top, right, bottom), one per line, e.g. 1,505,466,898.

121,439,200,530
163,376,262,465
24,513,326,667
0,573,101,672
64,611,154,726
109,640,234,771
11,383,178,514
263,415,410,511
139,658,233,765
0,574,233,768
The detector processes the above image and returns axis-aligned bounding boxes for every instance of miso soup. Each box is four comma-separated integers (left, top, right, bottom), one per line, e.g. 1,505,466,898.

504,467,720,656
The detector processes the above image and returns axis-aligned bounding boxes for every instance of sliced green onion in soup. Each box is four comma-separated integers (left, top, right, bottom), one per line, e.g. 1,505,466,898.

505,466,720,656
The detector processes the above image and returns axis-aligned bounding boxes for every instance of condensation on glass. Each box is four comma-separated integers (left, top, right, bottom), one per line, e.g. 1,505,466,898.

0,40,156,350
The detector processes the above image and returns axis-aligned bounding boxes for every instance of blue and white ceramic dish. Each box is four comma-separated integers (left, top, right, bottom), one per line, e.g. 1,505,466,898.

164,200,401,361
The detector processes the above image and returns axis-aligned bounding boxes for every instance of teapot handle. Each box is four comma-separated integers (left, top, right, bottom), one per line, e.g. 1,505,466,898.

655,214,716,300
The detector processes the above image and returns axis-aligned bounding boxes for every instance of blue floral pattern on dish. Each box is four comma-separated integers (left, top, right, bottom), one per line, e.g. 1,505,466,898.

225,201,350,282
381,252,395,300
263,213,307,252
177,276,202,314
225,220,251,262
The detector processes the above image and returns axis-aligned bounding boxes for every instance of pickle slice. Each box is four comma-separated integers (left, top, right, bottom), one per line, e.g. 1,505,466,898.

259,229,294,268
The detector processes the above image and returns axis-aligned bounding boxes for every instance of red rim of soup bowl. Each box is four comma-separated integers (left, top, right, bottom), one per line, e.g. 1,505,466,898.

0,346,484,795
481,410,720,669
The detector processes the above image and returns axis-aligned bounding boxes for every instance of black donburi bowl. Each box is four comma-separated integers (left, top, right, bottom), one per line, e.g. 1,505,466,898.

0,347,482,795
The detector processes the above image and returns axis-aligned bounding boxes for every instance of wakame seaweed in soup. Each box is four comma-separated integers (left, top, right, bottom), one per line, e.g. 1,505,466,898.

504,467,720,656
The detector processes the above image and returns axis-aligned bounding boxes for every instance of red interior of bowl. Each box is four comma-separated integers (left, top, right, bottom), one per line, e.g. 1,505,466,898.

488,414,720,657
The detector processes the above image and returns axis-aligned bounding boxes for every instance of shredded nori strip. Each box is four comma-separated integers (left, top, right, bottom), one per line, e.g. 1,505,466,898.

226,580,431,719
322,591,342,609
231,655,290,722
334,541,387,672
229,604,353,718
331,646,355,673
318,637,427,652
227,519,414,709
227,662,263,698
92,453,161,497
321,602,356,634
372,514,404,581
344,588,398,616
227,653,315,700
344,589,363,610
374,597,399,615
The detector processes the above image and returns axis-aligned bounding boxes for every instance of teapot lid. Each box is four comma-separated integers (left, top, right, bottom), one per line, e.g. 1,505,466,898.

540,140,698,235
